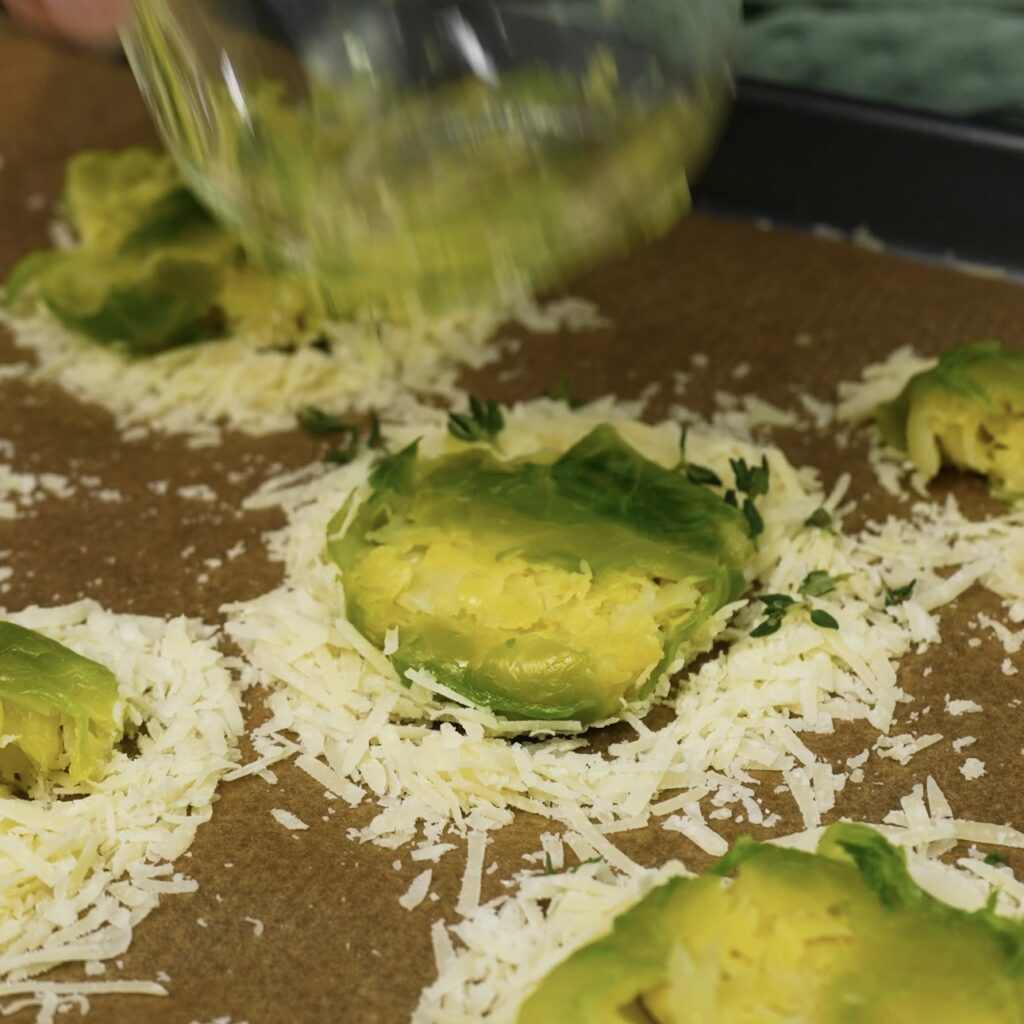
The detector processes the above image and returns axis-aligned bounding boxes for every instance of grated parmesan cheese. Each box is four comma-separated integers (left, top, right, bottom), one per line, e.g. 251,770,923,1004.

945,697,983,716
415,779,1024,1022
456,834,488,919
222,396,1024,869
0,602,243,1014
269,809,308,831
399,870,434,912
415,774,1024,1024
0,298,606,446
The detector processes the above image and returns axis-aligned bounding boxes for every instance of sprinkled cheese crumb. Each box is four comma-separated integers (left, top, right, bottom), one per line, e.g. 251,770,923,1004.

979,613,1024,655
1002,658,1019,677
456,834,488,918
178,483,218,503
874,733,943,766
953,736,977,752
961,758,987,781
412,844,456,864
945,697,983,716
243,917,264,938
270,809,308,831
399,870,433,911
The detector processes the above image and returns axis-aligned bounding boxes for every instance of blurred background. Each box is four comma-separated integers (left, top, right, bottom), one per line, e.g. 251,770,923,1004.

692,0,1024,272
741,0,1024,126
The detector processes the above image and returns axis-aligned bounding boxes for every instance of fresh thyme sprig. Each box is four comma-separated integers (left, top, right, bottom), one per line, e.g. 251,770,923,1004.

448,396,505,445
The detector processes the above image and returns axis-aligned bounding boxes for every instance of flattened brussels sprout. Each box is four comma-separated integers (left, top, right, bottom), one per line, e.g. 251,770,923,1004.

4,148,320,355
0,621,121,786
520,823,1024,1024
328,425,753,723
876,341,1024,495
62,148,191,252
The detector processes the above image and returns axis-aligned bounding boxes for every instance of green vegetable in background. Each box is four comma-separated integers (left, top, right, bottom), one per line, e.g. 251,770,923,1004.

0,621,121,786
4,148,321,355
876,340,1024,496
519,822,1024,1023
328,425,754,723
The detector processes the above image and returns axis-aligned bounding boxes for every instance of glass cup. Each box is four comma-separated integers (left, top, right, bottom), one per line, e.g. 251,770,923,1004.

123,0,741,320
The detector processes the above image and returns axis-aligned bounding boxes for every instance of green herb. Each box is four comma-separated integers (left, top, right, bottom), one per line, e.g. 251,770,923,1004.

687,463,723,487
800,570,843,598
731,456,770,499
544,851,555,875
570,856,603,874
751,591,839,637
724,489,738,508
546,376,585,409
884,580,917,608
809,609,839,630
750,594,795,637
298,405,355,438
750,615,785,639
678,423,689,459
324,428,361,465
804,507,833,530
742,498,764,538
448,396,505,445
299,406,387,465
367,412,384,450
984,852,1007,867
729,456,770,539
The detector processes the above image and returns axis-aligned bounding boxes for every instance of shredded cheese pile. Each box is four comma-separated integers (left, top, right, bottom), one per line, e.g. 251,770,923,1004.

0,601,245,1016
414,777,1024,1024
0,298,605,446
224,397,1005,859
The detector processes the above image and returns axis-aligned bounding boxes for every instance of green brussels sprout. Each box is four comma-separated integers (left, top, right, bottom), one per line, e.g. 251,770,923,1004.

62,147,187,251
0,621,121,786
4,148,321,355
520,823,1024,1023
876,341,1024,495
328,425,754,723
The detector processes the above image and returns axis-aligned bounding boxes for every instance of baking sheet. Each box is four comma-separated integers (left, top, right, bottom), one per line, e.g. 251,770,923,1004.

2,22,1024,1024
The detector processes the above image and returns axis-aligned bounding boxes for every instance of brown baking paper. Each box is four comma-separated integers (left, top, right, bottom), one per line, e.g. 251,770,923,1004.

1,21,1023,1024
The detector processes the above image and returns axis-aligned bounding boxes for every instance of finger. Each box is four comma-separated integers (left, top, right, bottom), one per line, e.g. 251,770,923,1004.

6,0,128,50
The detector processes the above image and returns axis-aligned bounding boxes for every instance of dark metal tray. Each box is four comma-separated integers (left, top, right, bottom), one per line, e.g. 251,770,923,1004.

695,79,1024,272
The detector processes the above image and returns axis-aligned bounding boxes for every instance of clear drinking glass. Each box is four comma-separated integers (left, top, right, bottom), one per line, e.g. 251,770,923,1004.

122,0,741,319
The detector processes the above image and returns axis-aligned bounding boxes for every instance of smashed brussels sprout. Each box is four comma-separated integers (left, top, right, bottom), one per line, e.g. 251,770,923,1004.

4,148,320,354
520,823,1024,1023
328,425,753,723
0,621,121,786
876,341,1024,495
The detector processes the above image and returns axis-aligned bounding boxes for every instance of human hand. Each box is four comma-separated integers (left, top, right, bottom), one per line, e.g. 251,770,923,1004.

5,0,128,50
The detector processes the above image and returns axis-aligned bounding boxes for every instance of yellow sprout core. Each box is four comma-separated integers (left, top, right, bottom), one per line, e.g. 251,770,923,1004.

907,394,1024,495
348,531,706,704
